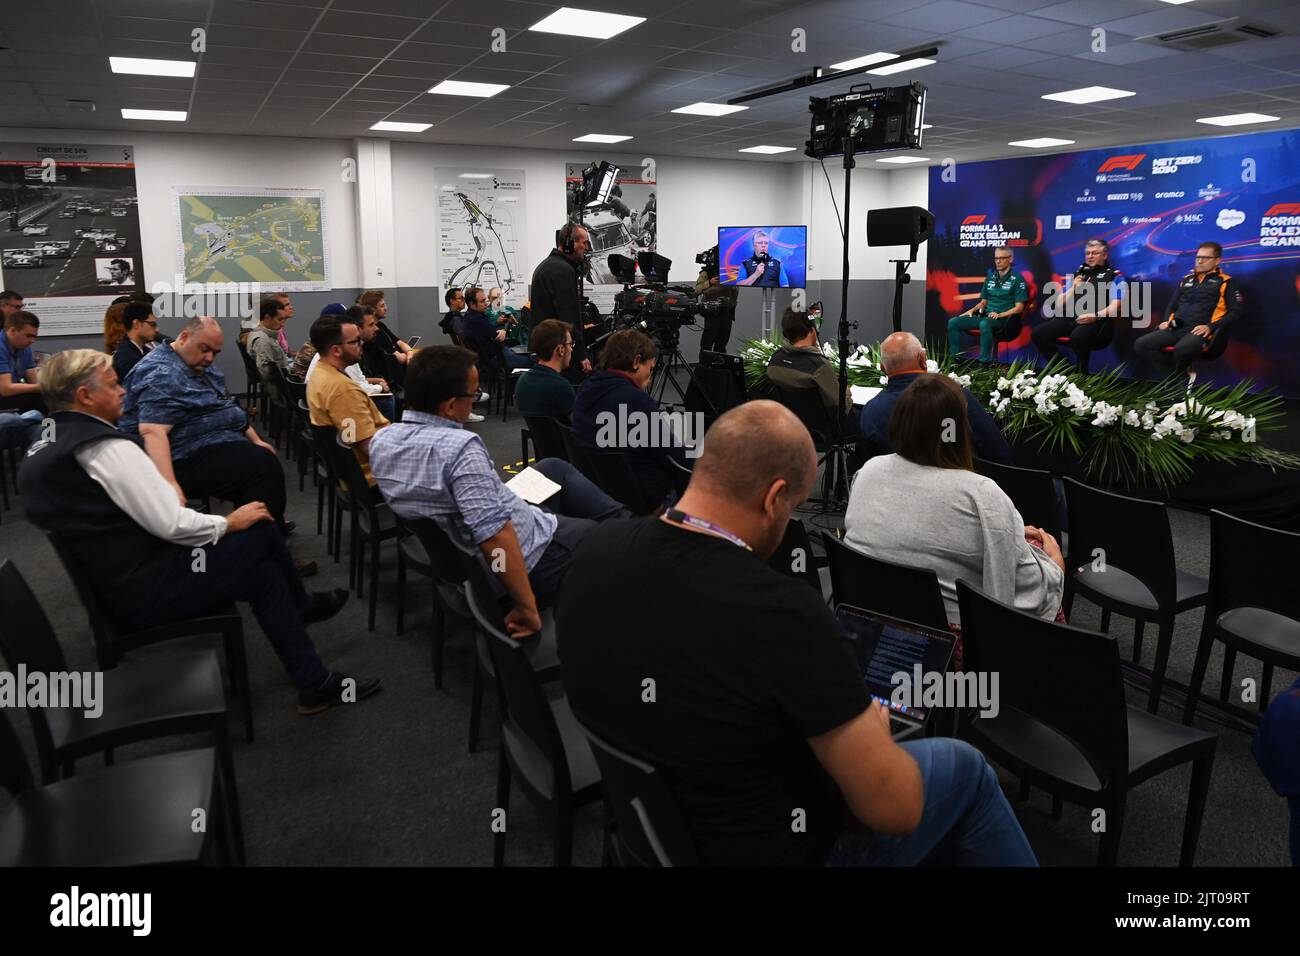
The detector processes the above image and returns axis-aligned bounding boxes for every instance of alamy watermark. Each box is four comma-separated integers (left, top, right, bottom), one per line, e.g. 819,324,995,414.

891,665,999,719
1,665,102,718
594,405,704,458
149,276,263,320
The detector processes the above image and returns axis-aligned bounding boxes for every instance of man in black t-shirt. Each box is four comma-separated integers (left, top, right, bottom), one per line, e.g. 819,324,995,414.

557,401,1037,866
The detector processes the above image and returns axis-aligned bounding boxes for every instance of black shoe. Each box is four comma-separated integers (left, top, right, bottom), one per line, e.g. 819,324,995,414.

295,558,318,578
283,520,297,537
297,673,382,716
300,588,349,625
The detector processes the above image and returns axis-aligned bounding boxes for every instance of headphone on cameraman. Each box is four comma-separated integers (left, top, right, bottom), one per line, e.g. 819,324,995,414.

556,222,577,254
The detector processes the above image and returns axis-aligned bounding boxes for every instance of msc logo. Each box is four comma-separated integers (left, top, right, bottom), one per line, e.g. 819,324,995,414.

1098,154,1145,173
961,215,987,225
1264,203,1300,216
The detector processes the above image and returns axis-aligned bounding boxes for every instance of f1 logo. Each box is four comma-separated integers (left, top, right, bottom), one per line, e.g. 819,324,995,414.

1263,202,1300,216
961,214,986,225
1098,154,1146,173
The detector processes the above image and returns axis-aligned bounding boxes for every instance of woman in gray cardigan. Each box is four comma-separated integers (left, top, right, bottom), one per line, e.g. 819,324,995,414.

844,373,1065,627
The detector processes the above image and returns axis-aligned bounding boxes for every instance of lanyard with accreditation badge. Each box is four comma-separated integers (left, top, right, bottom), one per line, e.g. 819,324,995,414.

662,508,751,552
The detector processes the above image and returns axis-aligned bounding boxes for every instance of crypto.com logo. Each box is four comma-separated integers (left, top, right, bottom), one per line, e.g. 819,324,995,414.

1097,154,1146,174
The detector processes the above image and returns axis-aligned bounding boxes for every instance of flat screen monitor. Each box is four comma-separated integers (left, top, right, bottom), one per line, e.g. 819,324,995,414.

717,225,807,290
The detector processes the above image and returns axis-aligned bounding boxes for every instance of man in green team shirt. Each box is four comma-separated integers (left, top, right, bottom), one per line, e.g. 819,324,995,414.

947,246,1029,364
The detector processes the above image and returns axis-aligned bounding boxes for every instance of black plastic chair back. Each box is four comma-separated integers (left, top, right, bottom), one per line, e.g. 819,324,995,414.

975,457,1061,540
402,516,468,588
773,383,839,450
1064,478,1175,607
522,416,569,462
1208,509,1300,622
576,719,698,866
464,574,569,793
820,532,948,630
767,518,821,594
309,424,376,507
0,561,66,770
0,696,35,795
590,450,651,514
957,580,1128,789
556,421,597,482
44,531,120,666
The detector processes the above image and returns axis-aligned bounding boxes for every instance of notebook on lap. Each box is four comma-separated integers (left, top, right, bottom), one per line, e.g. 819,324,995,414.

833,605,957,740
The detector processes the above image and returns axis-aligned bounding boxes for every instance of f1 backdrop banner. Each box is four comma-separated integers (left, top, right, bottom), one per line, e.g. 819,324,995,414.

926,128,1300,397
565,161,656,314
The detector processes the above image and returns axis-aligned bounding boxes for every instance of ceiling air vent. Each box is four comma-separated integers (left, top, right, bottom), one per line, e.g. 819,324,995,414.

1140,18,1281,52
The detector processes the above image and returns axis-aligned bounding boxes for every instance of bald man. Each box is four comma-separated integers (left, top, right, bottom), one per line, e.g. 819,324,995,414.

556,401,1036,867
119,316,312,573
858,332,1012,465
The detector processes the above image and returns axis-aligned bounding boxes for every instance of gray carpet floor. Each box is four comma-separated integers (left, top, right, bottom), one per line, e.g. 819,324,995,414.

0,404,1293,867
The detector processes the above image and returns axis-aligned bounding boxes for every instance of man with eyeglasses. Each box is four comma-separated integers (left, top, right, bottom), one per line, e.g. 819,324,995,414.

1133,241,1242,384
514,319,577,423
947,247,1028,364
111,302,159,384
306,314,388,486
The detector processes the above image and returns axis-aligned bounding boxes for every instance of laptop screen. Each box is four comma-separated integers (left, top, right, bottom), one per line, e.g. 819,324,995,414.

834,605,955,723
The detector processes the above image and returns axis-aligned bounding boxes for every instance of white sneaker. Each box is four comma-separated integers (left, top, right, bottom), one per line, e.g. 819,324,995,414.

474,391,490,403
466,412,485,423
1186,370,1197,391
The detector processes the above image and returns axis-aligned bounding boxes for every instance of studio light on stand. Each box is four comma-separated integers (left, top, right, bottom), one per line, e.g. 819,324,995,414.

804,79,928,506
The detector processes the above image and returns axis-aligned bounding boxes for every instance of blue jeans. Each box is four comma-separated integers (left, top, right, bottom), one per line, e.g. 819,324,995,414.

528,457,630,602
826,738,1038,866
0,409,42,450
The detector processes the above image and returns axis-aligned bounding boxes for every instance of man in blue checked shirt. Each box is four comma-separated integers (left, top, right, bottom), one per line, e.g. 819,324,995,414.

370,345,628,637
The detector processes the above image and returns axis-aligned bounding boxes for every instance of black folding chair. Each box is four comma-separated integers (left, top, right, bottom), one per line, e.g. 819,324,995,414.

772,383,853,508
466,577,601,867
573,715,697,866
957,579,1217,866
1183,510,1300,726
0,560,246,862
397,516,469,689
1063,478,1209,713
820,531,948,630
975,456,1062,541
766,517,827,597
45,531,254,742
588,449,652,514
521,415,570,465
0,709,232,866
309,424,399,631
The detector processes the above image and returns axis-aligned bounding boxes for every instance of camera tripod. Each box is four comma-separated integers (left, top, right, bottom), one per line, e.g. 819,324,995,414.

648,324,694,407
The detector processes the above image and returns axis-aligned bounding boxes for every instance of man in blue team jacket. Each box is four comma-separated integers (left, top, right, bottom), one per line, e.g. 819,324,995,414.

859,332,1012,465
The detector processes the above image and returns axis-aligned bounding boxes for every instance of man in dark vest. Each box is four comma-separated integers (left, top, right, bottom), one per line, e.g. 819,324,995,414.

19,349,381,716
529,222,591,385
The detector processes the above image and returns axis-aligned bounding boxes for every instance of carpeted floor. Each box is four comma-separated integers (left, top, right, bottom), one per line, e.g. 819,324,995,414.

0,402,1292,867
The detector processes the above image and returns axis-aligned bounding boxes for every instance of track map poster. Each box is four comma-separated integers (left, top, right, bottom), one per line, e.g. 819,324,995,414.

926,127,1300,396
436,168,527,309
175,187,329,291
0,142,144,335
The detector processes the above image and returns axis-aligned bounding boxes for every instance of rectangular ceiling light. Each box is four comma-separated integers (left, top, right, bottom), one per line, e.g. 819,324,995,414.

1043,86,1135,104
371,120,432,132
428,80,510,97
458,173,493,178
120,108,186,121
875,156,930,164
109,57,196,78
829,52,897,71
738,145,795,154
1008,137,1075,148
868,57,935,76
1196,112,1279,126
573,133,631,143
529,7,645,40
673,102,748,117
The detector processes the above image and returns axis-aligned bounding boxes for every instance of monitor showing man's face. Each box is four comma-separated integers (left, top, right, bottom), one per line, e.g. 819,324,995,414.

753,234,769,257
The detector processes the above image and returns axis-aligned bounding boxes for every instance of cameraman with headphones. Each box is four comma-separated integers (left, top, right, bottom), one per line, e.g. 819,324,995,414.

530,222,592,386
695,244,738,359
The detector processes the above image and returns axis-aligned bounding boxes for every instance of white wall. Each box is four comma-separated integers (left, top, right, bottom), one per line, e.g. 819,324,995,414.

388,142,804,290
0,127,362,293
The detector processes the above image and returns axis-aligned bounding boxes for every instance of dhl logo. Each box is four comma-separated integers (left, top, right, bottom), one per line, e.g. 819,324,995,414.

1264,203,1300,216
1097,154,1146,173
961,215,986,225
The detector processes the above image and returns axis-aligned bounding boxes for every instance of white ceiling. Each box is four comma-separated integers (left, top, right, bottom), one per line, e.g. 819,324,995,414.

2,0,1300,164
